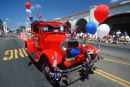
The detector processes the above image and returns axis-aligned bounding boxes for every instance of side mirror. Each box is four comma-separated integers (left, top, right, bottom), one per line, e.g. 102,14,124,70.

32,32,35,34
27,31,35,34
27,31,31,33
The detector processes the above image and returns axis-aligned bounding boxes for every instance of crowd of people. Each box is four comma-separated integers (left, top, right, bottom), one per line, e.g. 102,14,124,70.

75,29,130,44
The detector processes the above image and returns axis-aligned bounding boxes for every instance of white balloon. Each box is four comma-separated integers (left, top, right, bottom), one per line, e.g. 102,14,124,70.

97,24,110,38
26,9,32,14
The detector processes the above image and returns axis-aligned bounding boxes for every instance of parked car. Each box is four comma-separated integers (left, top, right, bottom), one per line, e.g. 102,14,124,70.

15,31,20,35
24,21,103,85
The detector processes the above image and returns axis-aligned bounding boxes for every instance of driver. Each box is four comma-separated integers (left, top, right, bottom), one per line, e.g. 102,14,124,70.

42,26,48,32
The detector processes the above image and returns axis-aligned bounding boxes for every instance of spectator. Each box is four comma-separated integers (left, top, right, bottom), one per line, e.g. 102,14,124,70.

103,36,107,42
108,35,113,43
112,30,116,43
124,34,130,44
116,29,121,42
93,35,97,41
91,35,96,41
79,31,84,40
120,34,125,43
87,34,91,41
124,30,127,36
84,33,87,40
115,36,118,44
97,37,102,42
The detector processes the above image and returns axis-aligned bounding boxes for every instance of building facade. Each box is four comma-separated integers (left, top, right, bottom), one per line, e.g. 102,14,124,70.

55,2,130,36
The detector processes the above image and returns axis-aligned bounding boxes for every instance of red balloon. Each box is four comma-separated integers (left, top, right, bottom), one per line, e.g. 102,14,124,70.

94,4,109,23
26,2,31,9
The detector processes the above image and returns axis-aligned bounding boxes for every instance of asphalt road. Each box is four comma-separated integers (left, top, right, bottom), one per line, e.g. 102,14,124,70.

0,34,130,87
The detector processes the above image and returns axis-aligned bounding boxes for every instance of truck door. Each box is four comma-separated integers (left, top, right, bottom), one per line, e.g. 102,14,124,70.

32,24,42,51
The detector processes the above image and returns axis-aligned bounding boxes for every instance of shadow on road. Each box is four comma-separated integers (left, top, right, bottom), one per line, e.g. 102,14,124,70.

58,69,94,87
28,55,43,72
27,55,95,87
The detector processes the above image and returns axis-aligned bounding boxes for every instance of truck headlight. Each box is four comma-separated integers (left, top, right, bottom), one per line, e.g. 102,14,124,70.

60,42,68,51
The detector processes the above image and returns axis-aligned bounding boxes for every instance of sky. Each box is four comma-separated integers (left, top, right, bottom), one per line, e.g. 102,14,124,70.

0,0,129,30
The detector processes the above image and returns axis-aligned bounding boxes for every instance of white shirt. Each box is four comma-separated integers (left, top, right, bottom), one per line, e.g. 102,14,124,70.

116,31,121,36
125,35,130,41
125,36,129,39
121,36,124,39
79,32,83,36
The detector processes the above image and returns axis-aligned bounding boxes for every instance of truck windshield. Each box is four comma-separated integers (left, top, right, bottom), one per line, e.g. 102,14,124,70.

41,25,66,33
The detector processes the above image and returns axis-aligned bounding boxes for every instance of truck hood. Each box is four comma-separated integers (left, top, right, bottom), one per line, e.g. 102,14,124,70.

43,34,69,44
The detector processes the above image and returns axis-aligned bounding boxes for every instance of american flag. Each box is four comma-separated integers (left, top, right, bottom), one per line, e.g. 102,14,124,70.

99,55,104,59
20,27,27,41
96,45,100,55
52,52,57,71
97,55,104,61
88,49,94,54
86,58,89,64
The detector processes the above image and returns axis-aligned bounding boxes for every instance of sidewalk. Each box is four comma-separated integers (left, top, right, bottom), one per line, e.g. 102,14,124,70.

86,40,130,49
86,40,130,45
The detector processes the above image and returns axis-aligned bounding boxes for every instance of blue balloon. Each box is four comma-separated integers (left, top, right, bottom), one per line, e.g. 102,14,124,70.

34,19,38,22
70,48,80,56
85,22,97,35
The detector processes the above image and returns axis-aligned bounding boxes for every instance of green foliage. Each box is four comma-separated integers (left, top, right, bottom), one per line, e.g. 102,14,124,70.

0,19,3,24
0,19,3,30
0,19,10,30
16,29,20,31
20,26,26,29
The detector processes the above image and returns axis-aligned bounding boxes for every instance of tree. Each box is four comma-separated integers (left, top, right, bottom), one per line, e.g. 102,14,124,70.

16,29,20,31
0,19,3,30
20,26,26,29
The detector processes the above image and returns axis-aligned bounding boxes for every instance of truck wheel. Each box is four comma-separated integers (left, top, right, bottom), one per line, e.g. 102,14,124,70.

40,55,60,86
42,62,60,86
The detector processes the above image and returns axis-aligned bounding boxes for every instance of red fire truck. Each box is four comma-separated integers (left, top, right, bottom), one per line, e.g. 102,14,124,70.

25,20,103,85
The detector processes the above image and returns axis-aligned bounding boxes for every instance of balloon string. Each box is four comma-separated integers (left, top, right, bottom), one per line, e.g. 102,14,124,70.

97,26,100,46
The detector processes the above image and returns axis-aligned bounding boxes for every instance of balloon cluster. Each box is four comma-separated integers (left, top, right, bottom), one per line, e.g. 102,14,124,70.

85,4,110,38
26,2,34,22
26,2,32,14
25,2,42,22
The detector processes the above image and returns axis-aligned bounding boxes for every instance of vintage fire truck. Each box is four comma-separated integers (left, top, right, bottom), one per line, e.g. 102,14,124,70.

25,20,103,84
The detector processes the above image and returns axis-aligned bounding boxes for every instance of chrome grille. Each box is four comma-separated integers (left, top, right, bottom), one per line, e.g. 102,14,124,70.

67,41,79,48
66,40,79,59
66,49,73,58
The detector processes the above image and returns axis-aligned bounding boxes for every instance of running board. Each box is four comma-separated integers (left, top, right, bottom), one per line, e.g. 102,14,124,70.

28,52,39,62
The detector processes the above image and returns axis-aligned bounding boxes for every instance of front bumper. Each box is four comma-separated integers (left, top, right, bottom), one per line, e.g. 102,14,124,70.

60,58,98,76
